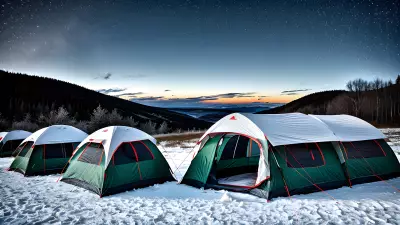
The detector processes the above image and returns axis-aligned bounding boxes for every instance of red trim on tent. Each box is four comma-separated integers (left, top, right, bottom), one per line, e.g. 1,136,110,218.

97,147,104,166
0,137,3,141
129,142,142,180
373,140,387,156
229,116,237,120
138,140,155,159
315,143,326,165
267,144,292,199
279,147,337,201
77,142,92,161
305,143,315,160
201,132,263,154
349,142,399,192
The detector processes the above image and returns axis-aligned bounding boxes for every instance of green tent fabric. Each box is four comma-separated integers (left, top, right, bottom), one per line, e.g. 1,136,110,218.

61,126,175,196
180,113,400,200
9,125,87,176
340,139,400,185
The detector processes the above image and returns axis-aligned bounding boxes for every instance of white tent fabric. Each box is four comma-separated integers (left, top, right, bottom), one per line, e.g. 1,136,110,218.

200,113,339,146
0,132,8,140
198,113,266,142
21,125,88,146
0,130,32,143
244,113,339,146
310,115,386,141
74,126,156,167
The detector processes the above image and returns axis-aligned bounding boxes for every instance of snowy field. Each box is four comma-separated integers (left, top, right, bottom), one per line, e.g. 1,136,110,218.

0,129,399,224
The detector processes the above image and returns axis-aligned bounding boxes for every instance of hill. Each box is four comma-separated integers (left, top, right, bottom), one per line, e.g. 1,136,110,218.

257,90,347,114
257,81,400,126
0,70,210,131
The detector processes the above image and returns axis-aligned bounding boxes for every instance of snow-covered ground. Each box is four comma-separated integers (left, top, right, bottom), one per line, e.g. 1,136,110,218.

0,129,399,224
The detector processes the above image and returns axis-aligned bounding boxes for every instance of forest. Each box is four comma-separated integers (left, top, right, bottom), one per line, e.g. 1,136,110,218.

260,75,400,126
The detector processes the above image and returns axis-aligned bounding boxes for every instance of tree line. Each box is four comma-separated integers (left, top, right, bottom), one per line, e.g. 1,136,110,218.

0,105,170,135
328,75,400,125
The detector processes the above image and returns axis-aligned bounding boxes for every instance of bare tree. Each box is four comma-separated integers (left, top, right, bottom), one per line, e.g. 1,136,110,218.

140,121,157,134
157,121,169,134
11,113,39,132
326,94,353,114
0,113,9,131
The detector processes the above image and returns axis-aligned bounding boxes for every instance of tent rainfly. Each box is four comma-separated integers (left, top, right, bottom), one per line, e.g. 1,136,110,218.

310,114,400,186
9,125,88,176
0,130,32,157
181,113,400,199
61,126,175,197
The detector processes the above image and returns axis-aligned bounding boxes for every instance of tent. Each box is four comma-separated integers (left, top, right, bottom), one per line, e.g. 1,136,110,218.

61,126,175,197
181,113,399,199
311,115,400,185
0,130,32,157
9,125,88,176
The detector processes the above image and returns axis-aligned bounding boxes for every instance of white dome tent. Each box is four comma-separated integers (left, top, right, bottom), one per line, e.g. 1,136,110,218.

9,125,88,176
61,126,175,196
181,113,400,199
0,130,32,157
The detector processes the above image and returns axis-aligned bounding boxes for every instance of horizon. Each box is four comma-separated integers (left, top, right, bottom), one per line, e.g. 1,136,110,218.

1,0,399,108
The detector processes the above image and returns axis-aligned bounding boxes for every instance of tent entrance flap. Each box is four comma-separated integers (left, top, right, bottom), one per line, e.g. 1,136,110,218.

211,134,261,188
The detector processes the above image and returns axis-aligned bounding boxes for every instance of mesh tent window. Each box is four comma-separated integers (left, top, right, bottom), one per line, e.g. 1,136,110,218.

1,139,24,152
132,141,154,161
342,140,386,159
42,143,79,159
112,141,154,165
113,143,137,165
18,141,34,157
78,143,104,165
220,135,249,160
285,143,325,168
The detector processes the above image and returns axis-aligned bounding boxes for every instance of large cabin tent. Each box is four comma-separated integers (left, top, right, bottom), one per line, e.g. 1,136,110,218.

9,125,88,176
311,115,400,185
0,130,32,157
181,113,400,199
61,126,175,197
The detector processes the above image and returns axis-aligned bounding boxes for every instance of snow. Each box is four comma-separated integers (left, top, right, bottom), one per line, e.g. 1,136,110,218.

0,130,399,224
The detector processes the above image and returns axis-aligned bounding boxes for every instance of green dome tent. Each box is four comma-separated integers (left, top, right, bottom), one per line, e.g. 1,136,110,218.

61,126,175,197
9,125,88,176
0,130,32,157
181,113,400,199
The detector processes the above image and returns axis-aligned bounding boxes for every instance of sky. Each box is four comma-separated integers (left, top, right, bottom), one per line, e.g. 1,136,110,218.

0,0,399,108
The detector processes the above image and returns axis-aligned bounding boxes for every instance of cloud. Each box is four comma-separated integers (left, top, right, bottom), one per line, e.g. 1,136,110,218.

95,72,112,80
113,92,144,97
129,92,258,107
281,89,311,94
164,89,171,92
96,88,126,94
284,93,300,95
130,96,164,101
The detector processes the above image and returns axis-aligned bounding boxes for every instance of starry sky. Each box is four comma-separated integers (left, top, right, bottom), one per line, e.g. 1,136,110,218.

1,0,399,108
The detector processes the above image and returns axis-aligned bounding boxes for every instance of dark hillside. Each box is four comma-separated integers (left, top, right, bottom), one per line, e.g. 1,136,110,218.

257,79,400,126
257,90,347,114
0,70,210,130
